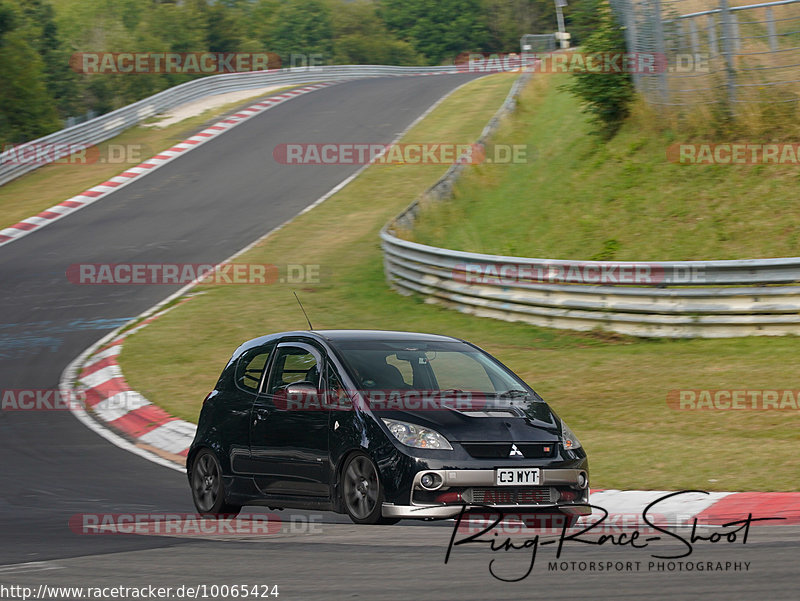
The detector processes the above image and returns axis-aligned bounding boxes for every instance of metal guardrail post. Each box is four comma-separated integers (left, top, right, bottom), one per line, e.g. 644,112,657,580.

616,0,643,93
651,0,670,104
719,0,738,108
688,19,700,55
707,14,719,55
731,12,742,51
766,8,778,51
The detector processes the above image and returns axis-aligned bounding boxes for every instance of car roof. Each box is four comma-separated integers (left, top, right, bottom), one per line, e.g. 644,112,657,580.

313,329,461,343
237,329,463,352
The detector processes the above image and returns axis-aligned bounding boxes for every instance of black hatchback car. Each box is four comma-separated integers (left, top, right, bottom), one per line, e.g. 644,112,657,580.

188,330,589,524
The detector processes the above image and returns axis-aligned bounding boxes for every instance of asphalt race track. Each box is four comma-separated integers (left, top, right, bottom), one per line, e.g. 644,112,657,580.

0,74,797,601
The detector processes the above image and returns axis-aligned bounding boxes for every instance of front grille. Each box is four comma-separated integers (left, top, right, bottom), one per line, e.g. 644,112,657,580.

462,443,509,459
467,486,556,505
462,442,557,459
517,443,557,459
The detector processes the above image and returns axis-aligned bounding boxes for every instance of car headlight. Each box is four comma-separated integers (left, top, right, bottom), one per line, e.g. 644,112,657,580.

381,419,453,450
560,419,582,450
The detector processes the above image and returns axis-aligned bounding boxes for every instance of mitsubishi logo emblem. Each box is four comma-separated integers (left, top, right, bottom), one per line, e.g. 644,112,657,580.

509,444,523,457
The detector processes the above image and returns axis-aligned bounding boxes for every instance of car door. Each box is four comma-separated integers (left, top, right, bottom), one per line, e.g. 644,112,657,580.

249,341,330,497
223,341,275,474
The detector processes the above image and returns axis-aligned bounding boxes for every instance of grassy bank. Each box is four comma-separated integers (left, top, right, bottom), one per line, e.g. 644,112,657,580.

118,73,799,492
409,75,800,261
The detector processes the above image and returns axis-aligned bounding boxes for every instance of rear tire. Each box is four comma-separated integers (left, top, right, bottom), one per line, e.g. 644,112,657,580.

341,453,399,525
191,449,242,517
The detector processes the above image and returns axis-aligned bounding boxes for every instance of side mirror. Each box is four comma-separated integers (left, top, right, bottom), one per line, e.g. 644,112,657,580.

274,382,320,411
284,382,317,396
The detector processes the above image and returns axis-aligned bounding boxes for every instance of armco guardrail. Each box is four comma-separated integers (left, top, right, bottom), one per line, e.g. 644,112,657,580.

380,73,800,338
0,65,459,186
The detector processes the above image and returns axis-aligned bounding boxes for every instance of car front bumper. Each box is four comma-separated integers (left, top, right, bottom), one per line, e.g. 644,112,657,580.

381,502,593,519
381,467,591,519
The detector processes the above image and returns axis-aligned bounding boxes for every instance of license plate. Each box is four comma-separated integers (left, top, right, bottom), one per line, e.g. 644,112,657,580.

495,467,540,486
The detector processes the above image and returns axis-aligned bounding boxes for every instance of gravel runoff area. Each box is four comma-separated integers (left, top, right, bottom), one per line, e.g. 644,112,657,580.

142,85,289,128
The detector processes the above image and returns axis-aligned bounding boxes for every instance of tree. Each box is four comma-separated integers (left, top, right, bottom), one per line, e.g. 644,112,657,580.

270,0,333,65
242,0,280,52
16,0,81,119
0,0,14,41
330,0,422,65
0,28,60,143
134,0,209,92
204,0,245,53
482,0,558,52
566,0,603,46
379,0,490,64
563,1,633,138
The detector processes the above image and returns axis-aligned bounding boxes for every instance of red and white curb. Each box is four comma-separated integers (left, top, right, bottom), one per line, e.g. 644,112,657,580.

75,302,198,463
0,82,338,248
586,489,800,526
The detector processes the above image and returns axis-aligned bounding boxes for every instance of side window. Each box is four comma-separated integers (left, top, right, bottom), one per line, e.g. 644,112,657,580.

325,362,351,409
235,343,275,392
267,346,320,395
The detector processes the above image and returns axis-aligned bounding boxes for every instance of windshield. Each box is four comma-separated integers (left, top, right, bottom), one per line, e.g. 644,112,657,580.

333,340,533,397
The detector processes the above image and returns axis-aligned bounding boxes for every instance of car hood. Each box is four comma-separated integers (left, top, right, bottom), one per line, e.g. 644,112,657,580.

372,400,561,442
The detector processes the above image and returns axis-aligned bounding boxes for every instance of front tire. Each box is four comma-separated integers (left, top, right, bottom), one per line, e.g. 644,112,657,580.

341,453,398,525
191,449,241,517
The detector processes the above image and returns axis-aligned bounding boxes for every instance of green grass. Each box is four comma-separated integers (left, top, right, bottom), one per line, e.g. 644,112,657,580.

409,75,800,261
0,87,297,231
118,73,800,492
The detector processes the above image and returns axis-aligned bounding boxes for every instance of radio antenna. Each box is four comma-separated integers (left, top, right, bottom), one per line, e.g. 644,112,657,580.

293,291,314,330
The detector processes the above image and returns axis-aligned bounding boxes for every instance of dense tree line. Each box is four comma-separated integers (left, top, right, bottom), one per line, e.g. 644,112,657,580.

0,0,599,146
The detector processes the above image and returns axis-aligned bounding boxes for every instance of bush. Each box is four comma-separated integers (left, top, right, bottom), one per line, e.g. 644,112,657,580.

563,1,634,138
